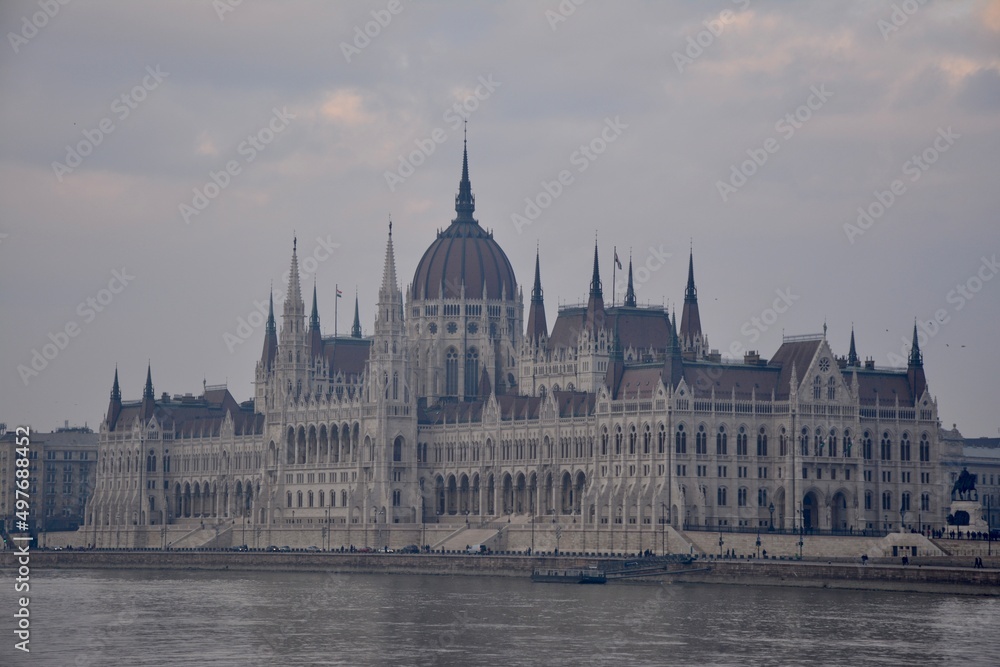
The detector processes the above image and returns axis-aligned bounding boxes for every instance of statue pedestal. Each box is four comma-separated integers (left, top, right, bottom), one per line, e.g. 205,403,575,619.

947,500,988,533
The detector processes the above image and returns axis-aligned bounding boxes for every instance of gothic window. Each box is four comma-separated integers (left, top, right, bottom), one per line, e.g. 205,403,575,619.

601,427,608,456
813,376,821,400
900,433,911,461
919,433,930,462
393,436,403,462
865,491,872,510
863,431,873,460
757,427,767,457
757,487,768,507
717,487,728,506
901,492,910,512
445,348,459,397
828,429,837,457
319,491,325,507
308,491,314,508
643,424,651,455
880,432,892,461
297,491,303,508
615,426,623,455
392,372,399,400
464,347,479,398
446,322,458,334
737,487,747,507
779,428,786,457
696,425,707,455
881,491,891,511
800,427,809,456
657,424,666,454
920,492,930,511
675,424,687,454
737,426,748,456
629,425,637,455
715,426,729,456
827,376,836,400
287,492,292,507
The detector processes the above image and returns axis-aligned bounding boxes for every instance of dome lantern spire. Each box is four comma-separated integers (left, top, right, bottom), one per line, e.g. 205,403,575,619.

454,122,476,223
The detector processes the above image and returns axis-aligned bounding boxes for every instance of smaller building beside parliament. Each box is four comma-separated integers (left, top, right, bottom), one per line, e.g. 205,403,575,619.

72,144,991,552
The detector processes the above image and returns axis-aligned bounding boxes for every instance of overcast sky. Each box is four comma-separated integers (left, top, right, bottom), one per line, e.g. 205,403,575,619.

1,0,998,437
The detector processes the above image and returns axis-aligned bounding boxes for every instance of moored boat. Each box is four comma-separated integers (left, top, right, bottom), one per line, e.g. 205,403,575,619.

531,567,607,584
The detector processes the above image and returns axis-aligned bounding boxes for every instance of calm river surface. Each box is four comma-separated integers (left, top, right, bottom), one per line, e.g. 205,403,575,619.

5,568,999,666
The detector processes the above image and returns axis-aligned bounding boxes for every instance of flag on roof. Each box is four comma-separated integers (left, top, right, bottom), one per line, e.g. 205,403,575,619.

613,248,622,270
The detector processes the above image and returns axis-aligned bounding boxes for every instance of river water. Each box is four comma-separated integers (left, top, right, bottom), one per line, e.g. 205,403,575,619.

5,568,999,666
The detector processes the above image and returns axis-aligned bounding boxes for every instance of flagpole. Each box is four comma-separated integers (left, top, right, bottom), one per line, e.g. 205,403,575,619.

612,245,617,307
335,283,338,338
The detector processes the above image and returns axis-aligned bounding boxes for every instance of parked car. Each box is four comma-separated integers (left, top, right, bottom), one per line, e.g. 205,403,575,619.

305,546,321,552
278,545,292,552
265,545,280,552
357,546,374,553
399,544,420,554
232,544,249,552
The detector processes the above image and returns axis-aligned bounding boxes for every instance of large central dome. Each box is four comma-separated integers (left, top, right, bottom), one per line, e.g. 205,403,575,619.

411,142,517,301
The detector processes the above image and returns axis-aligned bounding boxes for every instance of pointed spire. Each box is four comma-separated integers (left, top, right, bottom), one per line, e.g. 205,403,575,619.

380,218,398,295
143,363,154,401
310,281,320,331
848,326,859,367
286,237,302,308
351,290,362,338
309,281,323,357
526,247,548,341
585,239,606,333
624,252,636,307
478,367,493,400
454,123,476,223
110,366,121,402
684,248,697,302
261,290,278,369
589,240,603,299
679,246,703,351
908,320,923,368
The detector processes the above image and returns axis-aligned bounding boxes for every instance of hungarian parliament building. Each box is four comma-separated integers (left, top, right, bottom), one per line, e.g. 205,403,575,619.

84,144,948,547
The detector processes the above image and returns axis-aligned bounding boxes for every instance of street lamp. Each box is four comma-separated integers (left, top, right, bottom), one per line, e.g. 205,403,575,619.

899,507,905,533
718,533,724,558
798,524,804,559
756,531,761,559
768,502,775,532
464,509,470,528
986,495,992,557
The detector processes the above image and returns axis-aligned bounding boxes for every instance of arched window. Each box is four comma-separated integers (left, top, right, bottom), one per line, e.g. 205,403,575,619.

286,492,292,507
880,432,892,461
757,427,767,457
675,424,687,454
643,425,651,455
800,427,809,456
464,347,479,398
628,425,637,455
657,424,666,454
737,426,748,456
757,487,768,508
865,490,872,510
614,426,623,455
717,487,728,506
737,487,747,507
308,491,314,508
919,433,931,462
319,491,325,507
862,431,873,460
716,426,727,455
696,425,707,455
393,436,403,462
900,433,911,461
341,490,347,507
445,348,459,397
601,427,609,456
827,376,836,400
813,376,821,400
297,491,303,508
392,372,399,400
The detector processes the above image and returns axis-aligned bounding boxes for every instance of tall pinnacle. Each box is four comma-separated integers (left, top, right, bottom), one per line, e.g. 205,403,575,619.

351,291,362,338
309,282,320,331
454,124,476,223
110,366,121,402
261,290,278,368
526,247,548,340
624,253,636,307
143,363,154,401
531,247,544,304
285,237,303,312
589,240,602,299
679,247,703,347
848,326,859,367
684,249,697,302
380,219,399,297
908,321,923,368
265,290,276,335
